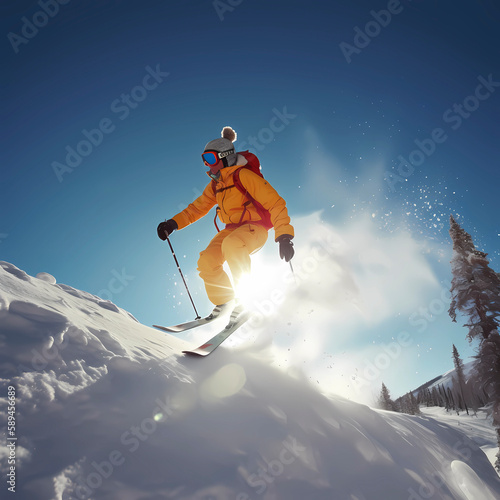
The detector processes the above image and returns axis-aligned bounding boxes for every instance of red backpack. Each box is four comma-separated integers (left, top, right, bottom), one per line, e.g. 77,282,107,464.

212,151,273,231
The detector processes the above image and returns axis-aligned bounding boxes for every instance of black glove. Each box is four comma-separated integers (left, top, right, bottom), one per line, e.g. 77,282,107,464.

157,219,178,240
276,234,294,262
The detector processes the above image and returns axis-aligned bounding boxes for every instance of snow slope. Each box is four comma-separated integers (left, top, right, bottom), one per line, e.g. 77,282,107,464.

420,406,499,475
1,261,500,500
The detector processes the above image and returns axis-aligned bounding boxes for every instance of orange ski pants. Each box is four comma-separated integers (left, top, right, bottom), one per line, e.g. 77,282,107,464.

197,223,268,305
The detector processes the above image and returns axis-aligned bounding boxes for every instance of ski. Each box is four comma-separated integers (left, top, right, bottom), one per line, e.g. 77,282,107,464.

153,316,216,333
153,304,231,333
182,313,249,356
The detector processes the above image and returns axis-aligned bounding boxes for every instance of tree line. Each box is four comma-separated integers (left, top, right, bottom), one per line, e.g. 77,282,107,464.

378,216,500,472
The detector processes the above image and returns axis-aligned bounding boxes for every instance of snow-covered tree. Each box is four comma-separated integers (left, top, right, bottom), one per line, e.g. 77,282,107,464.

430,387,441,407
378,382,397,412
421,388,433,407
448,215,500,471
452,344,469,415
446,387,456,413
438,384,450,410
399,392,420,415
448,216,500,342
474,333,500,470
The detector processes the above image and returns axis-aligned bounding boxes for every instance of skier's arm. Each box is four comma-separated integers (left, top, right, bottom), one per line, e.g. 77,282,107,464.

238,169,294,240
171,182,217,230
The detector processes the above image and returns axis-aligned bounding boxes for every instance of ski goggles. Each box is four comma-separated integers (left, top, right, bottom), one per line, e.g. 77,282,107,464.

202,149,235,166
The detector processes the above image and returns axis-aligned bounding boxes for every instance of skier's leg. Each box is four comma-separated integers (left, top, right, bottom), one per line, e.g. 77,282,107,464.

221,224,268,294
197,229,235,305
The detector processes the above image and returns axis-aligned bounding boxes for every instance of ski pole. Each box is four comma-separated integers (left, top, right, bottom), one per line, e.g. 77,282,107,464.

164,231,201,319
289,261,297,284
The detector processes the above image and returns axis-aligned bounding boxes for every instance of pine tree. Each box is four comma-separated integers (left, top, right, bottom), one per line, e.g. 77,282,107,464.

424,388,433,407
475,332,500,471
431,387,440,407
447,387,456,413
399,392,421,415
448,215,500,471
398,394,408,414
438,384,449,410
378,382,397,412
452,344,469,415
409,391,421,415
448,216,500,342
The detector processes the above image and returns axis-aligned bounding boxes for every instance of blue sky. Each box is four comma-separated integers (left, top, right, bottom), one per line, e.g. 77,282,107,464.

2,0,500,399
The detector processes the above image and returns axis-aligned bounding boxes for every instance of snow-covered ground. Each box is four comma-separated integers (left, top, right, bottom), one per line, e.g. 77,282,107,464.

420,406,499,475
1,260,500,499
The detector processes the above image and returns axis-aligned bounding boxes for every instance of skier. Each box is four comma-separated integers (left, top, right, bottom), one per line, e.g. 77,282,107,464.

157,126,294,321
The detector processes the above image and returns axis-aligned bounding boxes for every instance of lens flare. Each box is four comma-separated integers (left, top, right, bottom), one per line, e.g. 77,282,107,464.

200,363,247,401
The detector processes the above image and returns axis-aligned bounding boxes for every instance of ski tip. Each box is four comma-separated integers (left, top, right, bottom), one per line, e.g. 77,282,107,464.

153,325,177,332
182,349,209,357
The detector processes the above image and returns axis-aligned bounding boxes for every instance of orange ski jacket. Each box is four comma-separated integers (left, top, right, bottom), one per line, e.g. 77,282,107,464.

172,161,294,241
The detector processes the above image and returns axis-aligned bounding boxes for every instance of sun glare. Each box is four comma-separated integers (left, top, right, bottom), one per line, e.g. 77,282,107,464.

233,254,287,312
